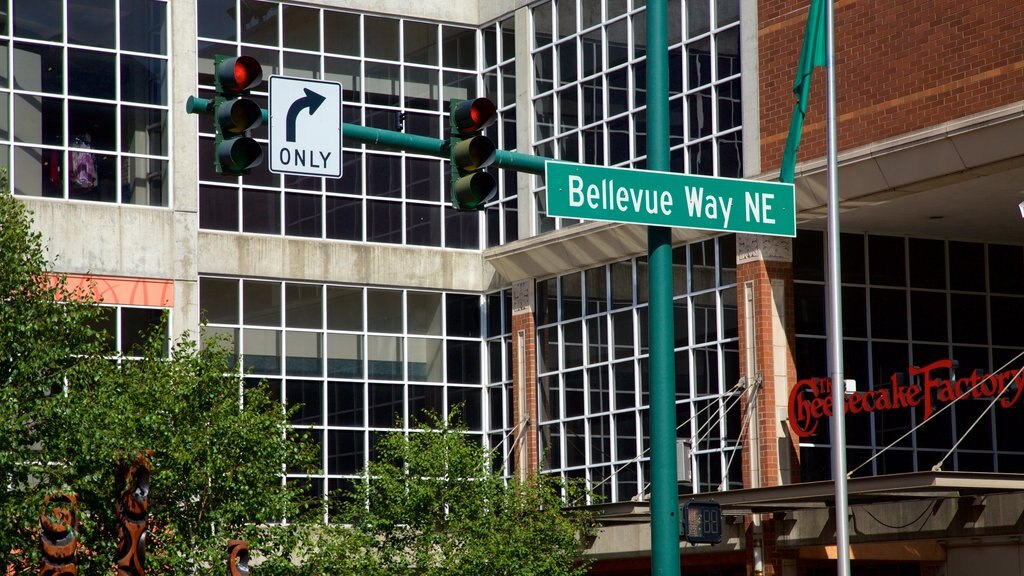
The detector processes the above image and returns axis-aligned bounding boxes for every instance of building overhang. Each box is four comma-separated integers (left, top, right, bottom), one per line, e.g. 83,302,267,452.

486,101,1024,285
587,471,1024,521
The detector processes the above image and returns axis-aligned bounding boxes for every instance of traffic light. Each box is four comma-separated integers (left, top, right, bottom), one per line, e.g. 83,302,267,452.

448,98,498,211
187,55,264,175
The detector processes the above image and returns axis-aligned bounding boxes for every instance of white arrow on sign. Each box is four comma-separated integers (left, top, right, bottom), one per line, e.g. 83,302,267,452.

269,76,342,178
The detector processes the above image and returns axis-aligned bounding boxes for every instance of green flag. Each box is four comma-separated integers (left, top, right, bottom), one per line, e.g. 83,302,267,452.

779,0,827,184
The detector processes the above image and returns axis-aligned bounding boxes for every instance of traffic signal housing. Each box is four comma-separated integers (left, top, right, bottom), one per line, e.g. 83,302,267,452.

680,500,722,544
206,55,264,175
448,98,498,211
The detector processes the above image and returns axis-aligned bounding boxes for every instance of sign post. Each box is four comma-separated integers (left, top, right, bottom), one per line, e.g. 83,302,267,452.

545,162,796,237
269,76,342,178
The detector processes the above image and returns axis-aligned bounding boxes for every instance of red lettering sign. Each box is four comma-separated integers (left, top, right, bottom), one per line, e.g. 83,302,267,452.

787,359,1024,438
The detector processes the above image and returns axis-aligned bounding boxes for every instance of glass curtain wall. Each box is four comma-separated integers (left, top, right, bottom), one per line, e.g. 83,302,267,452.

5,0,169,205
199,277,501,520
196,1,518,249
794,232,1024,479
535,235,741,503
530,0,741,233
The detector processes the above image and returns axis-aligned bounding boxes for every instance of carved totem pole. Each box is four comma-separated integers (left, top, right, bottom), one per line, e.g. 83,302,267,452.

40,493,79,576
226,540,250,576
114,452,152,576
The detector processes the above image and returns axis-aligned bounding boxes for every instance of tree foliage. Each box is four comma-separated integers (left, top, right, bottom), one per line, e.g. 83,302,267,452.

333,414,598,576
0,189,595,575
0,190,319,574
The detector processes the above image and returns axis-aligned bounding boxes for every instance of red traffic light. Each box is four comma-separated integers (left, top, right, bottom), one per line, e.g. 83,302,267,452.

215,55,263,94
451,98,497,135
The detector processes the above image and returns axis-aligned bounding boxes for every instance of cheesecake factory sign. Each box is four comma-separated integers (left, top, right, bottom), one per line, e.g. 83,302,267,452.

788,358,1024,438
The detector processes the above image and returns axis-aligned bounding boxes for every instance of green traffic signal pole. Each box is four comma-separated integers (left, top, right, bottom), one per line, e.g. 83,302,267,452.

645,1,681,575
188,98,550,176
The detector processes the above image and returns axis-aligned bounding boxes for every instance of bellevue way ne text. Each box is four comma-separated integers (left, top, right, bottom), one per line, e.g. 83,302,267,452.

546,161,796,237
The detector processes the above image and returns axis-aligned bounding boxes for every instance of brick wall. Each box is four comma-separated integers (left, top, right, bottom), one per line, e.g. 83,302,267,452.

511,309,538,476
736,257,798,489
759,0,1024,172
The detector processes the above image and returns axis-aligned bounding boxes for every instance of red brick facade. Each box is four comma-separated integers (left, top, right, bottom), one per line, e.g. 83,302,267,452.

759,0,1024,173
511,305,539,477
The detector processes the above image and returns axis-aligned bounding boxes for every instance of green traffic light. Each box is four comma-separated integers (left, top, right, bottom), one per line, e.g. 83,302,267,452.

216,137,264,175
452,171,497,210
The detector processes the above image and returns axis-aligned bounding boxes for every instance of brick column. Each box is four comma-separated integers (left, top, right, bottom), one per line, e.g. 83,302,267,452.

736,234,798,576
510,279,538,479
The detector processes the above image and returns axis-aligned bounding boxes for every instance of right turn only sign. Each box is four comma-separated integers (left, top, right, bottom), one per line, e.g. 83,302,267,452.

269,76,342,178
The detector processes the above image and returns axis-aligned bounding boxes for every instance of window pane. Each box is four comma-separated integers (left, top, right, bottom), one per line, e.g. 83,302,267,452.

121,106,166,156
325,196,362,241
198,0,237,41
15,94,63,146
364,17,399,60
68,49,116,99
327,333,363,379
240,0,278,46
285,192,322,238
443,26,476,69
14,0,61,41
446,294,480,337
69,101,116,151
446,340,481,384
244,281,281,326
408,292,442,335
13,146,63,198
68,0,115,47
406,204,441,247
200,277,239,324
121,0,167,54
286,284,322,329
287,379,322,425
14,43,61,94
327,286,362,331
328,382,363,426
123,157,166,206
282,5,319,51
121,307,166,355
242,188,280,234
286,331,322,377
405,21,438,65
369,382,402,427
408,338,442,382
367,289,403,333
121,55,167,105
243,328,281,374
368,336,403,381
324,12,360,56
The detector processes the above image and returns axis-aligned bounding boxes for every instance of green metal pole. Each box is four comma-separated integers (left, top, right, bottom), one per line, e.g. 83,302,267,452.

342,124,549,175
646,1,681,575
187,98,551,176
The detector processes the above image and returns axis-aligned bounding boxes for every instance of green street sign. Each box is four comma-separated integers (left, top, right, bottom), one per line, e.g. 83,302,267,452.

546,161,796,237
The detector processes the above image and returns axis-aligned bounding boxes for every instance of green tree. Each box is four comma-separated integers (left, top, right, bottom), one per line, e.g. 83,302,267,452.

0,189,319,574
328,414,597,576
0,189,107,572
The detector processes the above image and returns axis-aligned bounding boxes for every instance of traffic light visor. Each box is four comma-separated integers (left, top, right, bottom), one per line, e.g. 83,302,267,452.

452,98,497,134
216,56,263,93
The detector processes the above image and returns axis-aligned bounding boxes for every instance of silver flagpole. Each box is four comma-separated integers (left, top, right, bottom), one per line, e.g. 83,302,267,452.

824,0,851,574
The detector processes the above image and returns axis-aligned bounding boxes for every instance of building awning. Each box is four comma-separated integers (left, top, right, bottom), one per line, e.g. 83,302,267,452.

589,471,1024,523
